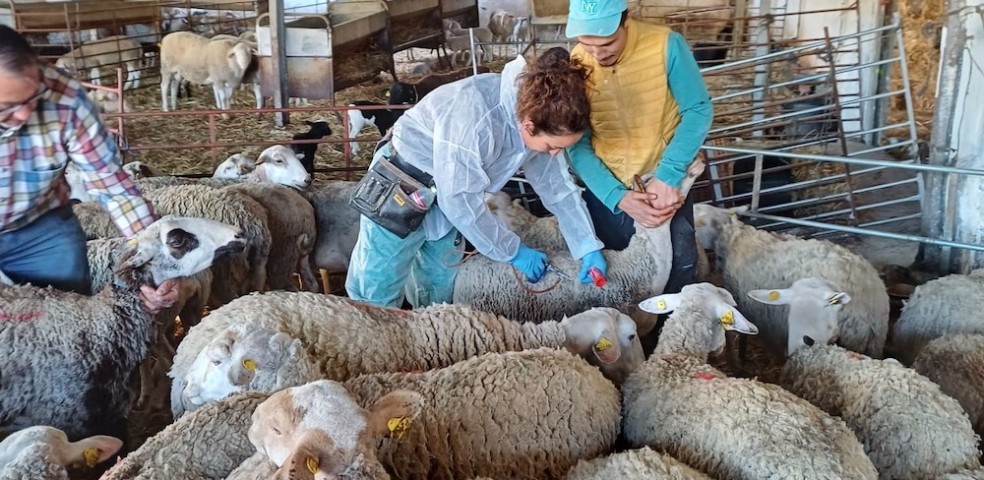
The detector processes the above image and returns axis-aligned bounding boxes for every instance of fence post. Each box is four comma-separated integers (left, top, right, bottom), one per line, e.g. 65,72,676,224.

919,0,984,273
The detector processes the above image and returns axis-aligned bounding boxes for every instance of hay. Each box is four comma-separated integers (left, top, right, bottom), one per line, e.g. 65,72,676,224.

886,0,944,141
788,143,849,218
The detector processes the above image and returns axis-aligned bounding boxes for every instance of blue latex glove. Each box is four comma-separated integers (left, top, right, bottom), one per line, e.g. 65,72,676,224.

578,250,608,285
509,244,548,283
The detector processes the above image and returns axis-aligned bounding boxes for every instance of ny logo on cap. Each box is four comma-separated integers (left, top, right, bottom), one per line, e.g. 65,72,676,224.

581,0,598,14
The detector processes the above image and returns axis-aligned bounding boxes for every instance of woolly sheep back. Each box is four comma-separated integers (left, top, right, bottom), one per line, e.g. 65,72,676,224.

893,270,984,364
780,344,981,479
912,333,984,437
565,447,711,480
341,348,621,480
0,444,68,480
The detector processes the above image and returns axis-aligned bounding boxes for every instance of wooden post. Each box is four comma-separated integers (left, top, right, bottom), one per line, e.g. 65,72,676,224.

269,0,289,126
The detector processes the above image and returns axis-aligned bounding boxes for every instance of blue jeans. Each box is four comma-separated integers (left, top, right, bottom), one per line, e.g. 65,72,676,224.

345,215,463,308
0,205,91,294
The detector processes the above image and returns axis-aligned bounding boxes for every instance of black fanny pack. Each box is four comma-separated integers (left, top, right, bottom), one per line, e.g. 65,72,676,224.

349,141,436,239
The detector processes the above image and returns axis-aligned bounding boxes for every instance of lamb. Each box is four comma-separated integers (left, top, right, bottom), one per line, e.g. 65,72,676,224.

211,32,263,109
86,90,132,115
0,426,122,480
99,392,268,480
621,283,878,479
246,348,621,479
213,153,257,179
693,203,889,357
443,23,494,65
140,145,311,189
344,101,404,156
159,31,253,111
913,333,984,438
452,158,705,325
304,180,360,272
290,120,332,174
0,216,245,446
168,291,643,416
779,343,982,479
55,35,142,90
387,66,492,105
565,447,712,480
892,269,984,365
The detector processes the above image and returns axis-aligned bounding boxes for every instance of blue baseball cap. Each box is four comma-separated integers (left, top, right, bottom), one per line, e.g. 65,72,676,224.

565,0,627,38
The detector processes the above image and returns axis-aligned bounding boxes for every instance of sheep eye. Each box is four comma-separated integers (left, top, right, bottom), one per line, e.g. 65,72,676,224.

628,334,636,341
272,427,282,436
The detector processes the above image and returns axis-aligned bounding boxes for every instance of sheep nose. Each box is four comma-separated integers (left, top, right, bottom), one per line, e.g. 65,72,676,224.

303,175,312,186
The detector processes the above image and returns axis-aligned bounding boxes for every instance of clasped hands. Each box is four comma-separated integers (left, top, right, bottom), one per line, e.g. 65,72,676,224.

617,178,684,228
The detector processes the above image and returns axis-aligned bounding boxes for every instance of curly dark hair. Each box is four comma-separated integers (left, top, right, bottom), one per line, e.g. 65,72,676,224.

0,25,39,75
516,47,591,137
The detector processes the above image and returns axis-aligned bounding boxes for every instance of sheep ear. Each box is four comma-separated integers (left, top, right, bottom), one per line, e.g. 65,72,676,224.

638,293,682,314
591,315,622,365
714,303,757,335
366,390,424,441
67,435,124,468
747,288,792,305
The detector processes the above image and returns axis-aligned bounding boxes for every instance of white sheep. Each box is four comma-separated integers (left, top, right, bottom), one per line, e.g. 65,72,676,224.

565,446,712,480
139,147,310,190
99,392,268,479
246,349,621,479
0,426,122,480
912,333,984,437
780,343,982,479
55,35,142,90
452,158,705,326
621,283,878,479
444,24,494,65
159,31,253,112
213,153,257,179
211,33,263,109
892,269,984,365
693,203,889,358
85,90,132,115
168,291,643,416
0,216,244,445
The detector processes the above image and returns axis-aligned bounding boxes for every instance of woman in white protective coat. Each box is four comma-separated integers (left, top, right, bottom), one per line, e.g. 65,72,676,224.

345,47,608,308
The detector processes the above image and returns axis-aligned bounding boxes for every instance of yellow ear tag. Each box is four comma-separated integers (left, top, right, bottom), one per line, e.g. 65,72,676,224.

827,293,844,305
305,456,319,474
768,291,780,301
83,448,100,468
594,337,612,351
719,310,735,329
387,416,412,440
127,236,139,246
726,210,737,217
242,358,257,371
656,299,667,310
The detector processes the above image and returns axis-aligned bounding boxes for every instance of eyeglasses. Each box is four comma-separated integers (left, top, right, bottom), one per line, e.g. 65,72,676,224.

0,83,47,119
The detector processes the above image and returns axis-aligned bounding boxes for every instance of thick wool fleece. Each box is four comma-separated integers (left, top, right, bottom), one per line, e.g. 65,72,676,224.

782,344,981,479
100,392,267,480
341,349,621,480
913,333,984,436
893,270,984,365
566,447,711,480
716,221,888,357
0,444,69,480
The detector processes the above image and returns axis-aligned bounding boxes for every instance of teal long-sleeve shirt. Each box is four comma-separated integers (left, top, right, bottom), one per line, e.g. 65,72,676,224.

567,31,713,213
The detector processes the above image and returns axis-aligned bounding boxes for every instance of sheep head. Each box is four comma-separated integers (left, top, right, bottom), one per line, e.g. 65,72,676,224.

640,282,758,357
254,145,312,189
561,307,645,385
747,276,849,356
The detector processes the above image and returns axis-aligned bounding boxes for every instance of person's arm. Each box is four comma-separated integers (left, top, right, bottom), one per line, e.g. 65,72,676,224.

566,128,630,213
522,152,602,259
65,90,156,238
431,120,521,263
653,31,713,190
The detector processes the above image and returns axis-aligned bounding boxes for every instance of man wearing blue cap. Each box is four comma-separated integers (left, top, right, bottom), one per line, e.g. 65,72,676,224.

565,0,712,299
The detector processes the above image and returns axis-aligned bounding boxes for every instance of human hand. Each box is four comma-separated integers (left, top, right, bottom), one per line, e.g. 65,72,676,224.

645,179,684,227
509,244,548,283
139,278,180,314
617,191,671,228
577,250,608,286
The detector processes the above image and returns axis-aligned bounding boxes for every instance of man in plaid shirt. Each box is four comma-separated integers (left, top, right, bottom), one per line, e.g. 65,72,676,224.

0,25,177,312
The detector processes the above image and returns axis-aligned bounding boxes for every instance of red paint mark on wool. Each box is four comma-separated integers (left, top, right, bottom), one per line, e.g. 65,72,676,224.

693,372,719,380
0,311,43,322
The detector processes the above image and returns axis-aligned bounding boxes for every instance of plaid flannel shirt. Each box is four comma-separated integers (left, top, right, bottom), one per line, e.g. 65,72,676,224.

0,65,156,237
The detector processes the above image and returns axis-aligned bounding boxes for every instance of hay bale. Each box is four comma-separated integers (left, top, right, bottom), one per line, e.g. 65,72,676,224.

887,0,943,141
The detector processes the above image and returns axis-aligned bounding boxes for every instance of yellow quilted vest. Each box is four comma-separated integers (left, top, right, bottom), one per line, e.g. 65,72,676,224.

573,20,681,186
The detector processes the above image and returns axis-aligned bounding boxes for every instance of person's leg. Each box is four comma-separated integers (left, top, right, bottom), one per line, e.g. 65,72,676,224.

581,188,635,251
0,206,90,294
405,228,464,308
663,192,698,294
345,215,427,307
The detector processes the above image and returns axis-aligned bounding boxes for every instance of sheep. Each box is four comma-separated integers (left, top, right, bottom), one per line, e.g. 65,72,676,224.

912,333,984,438
779,343,982,479
99,392,268,480
444,23,494,64
452,158,705,325
213,153,257,179
159,31,253,112
387,65,492,105
344,101,404,156
249,348,621,480
304,180,360,272
168,291,643,416
66,159,155,203
121,161,161,179
0,216,245,447
0,426,122,479
55,35,142,90
565,447,712,480
138,146,310,189
693,203,889,358
621,282,878,479
444,33,492,68
86,90,132,115
892,269,984,365
210,33,263,109
290,120,332,174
